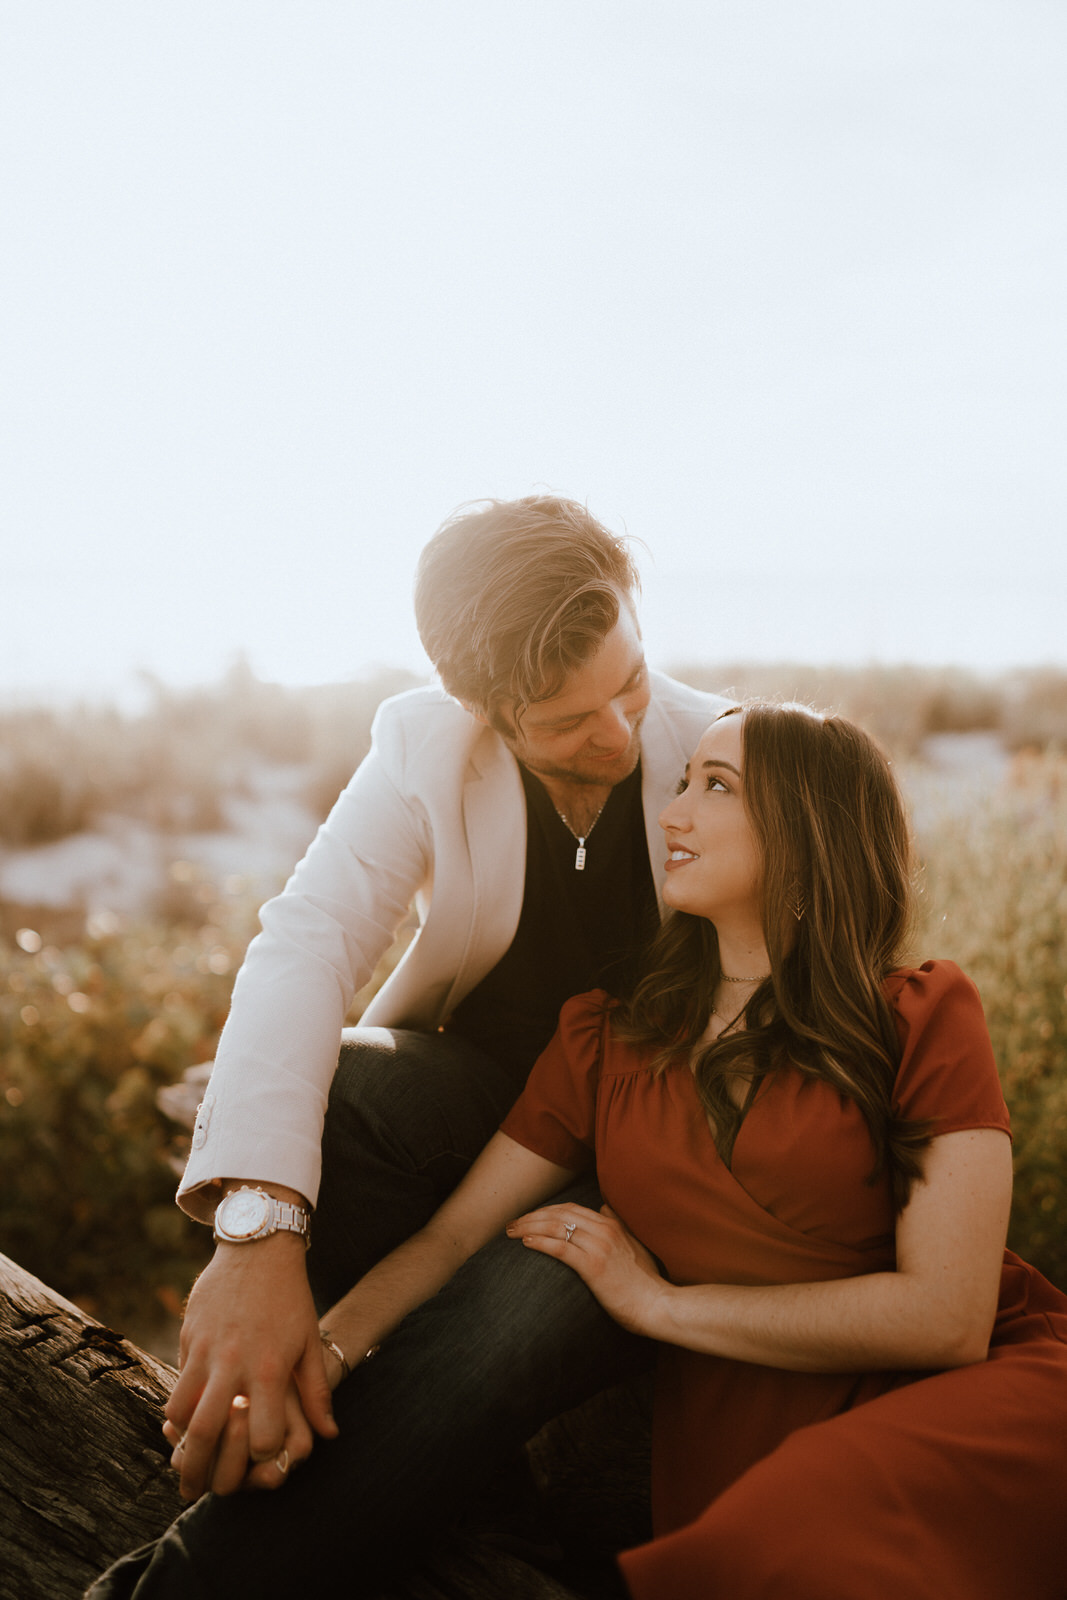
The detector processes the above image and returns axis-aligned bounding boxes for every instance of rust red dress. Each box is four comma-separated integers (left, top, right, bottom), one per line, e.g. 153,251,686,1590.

501,961,1067,1600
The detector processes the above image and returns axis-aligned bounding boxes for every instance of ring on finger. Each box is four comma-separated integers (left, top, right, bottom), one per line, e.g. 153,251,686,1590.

563,1221,577,1243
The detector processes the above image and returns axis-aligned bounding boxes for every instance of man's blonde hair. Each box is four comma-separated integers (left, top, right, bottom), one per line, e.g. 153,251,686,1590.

414,495,640,726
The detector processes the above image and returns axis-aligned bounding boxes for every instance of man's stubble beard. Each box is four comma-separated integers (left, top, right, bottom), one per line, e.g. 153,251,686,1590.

512,715,646,792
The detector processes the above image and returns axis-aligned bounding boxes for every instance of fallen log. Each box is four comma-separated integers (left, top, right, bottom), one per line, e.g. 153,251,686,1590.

0,1253,181,1600
1,1252,646,1599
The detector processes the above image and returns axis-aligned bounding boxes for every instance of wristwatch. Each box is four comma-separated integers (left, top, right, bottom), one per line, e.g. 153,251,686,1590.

213,1186,311,1247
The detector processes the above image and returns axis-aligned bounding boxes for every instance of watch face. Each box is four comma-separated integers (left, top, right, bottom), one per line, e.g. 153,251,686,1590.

220,1189,271,1238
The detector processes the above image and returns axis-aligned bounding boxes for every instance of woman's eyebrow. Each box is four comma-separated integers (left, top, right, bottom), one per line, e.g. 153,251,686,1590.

703,759,741,777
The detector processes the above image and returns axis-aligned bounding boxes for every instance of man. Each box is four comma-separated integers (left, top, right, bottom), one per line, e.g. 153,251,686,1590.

91,495,726,1595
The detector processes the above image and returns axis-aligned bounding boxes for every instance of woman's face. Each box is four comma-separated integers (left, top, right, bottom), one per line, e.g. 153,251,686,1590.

658,715,762,928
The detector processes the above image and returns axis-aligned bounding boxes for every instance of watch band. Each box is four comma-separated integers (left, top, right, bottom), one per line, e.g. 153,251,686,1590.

213,1187,312,1246
267,1198,311,1242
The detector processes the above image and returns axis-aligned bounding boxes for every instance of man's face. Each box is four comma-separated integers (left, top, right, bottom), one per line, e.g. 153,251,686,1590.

497,597,650,789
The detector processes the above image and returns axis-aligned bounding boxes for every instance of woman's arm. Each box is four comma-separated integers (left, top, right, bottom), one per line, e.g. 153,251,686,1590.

318,1132,575,1382
511,1127,1012,1373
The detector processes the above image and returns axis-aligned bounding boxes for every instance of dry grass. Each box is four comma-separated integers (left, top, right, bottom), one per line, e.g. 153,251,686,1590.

911,749,1067,1286
0,662,423,846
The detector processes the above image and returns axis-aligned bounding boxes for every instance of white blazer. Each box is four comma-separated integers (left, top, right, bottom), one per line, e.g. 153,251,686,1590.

178,673,727,1220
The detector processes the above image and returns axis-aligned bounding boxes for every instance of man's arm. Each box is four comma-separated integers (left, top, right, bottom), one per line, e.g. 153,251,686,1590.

177,725,433,1223
163,703,439,1495
163,691,518,1495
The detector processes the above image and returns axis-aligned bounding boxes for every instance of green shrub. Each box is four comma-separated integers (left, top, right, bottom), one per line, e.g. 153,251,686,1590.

0,887,259,1326
0,861,410,1333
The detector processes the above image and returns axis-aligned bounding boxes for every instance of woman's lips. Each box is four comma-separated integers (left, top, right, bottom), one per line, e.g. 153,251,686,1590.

664,847,697,871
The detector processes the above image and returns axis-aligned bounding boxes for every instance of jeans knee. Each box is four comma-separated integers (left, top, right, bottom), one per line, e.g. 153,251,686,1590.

330,1027,406,1111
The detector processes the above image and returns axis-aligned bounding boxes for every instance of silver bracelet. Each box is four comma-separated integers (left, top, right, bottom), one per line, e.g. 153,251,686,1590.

319,1329,350,1381
319,1328,380,1382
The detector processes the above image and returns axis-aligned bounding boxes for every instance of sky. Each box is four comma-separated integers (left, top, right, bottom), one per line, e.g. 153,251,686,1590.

3,0,1066,705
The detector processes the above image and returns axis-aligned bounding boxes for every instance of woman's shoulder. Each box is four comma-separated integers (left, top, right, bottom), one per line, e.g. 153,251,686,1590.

558,988,615,1022
882,959,986,1024
557,990,653,1077
882,961,1008,1128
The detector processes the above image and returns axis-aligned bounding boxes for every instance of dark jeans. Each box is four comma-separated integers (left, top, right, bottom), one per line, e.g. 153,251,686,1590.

86,1028,650,1598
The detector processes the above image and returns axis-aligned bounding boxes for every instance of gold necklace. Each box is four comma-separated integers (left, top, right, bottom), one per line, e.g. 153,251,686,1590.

720,972,770,984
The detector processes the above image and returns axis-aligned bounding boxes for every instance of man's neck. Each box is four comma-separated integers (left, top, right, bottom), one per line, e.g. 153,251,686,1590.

529,773,616,837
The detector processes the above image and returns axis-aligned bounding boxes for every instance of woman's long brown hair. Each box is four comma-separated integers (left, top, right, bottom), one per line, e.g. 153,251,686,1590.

615,701,932,1211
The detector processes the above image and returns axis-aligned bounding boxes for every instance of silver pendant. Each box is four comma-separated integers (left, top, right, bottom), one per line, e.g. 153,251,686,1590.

574,840,587,870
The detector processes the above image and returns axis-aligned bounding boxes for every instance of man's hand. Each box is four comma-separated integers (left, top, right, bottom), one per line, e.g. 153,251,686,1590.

163,1226,339,1501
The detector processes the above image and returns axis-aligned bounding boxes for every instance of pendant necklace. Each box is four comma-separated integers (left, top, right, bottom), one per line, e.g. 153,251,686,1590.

710,1003,749,1034
555,801,607,871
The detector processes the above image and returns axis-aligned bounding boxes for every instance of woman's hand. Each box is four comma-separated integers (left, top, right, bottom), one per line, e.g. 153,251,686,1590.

506,1202,666,1337
163,1379,319,1494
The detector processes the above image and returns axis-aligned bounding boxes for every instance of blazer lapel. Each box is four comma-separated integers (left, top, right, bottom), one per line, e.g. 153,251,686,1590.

443,726,527,1014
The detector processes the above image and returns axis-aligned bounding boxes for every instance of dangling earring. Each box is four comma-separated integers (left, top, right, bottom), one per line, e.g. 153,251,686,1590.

790,882,807,922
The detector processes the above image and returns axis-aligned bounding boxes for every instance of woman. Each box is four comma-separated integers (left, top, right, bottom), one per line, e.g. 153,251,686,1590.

92,702,1067,1598
497,702,1067,1596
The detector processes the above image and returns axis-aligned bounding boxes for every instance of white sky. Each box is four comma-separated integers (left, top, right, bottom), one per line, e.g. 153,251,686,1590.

3,0,1066,703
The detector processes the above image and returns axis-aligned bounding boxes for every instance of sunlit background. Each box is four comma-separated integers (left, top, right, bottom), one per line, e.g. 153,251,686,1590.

3,0,1066,704
4,3,1067,1380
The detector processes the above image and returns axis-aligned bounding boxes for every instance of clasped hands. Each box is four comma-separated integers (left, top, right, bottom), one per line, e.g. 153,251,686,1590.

162,1235,341,1503
505,1200,667,1337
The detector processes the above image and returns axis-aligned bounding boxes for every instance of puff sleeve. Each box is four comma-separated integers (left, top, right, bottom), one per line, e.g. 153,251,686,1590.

499,990,611,1172
886,960,1011,1137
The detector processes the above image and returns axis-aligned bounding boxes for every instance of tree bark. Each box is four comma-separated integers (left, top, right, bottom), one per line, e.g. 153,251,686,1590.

0,1253,181,1600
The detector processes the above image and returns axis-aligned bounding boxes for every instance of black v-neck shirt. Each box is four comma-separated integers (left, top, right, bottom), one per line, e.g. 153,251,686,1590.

445,761,658,1084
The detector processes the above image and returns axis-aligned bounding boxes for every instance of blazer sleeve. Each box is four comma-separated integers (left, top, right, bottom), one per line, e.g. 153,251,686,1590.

177,698,434,1221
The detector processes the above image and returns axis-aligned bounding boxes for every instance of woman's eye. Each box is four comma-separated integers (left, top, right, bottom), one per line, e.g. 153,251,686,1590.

706,776,728,793
675,777,688,795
